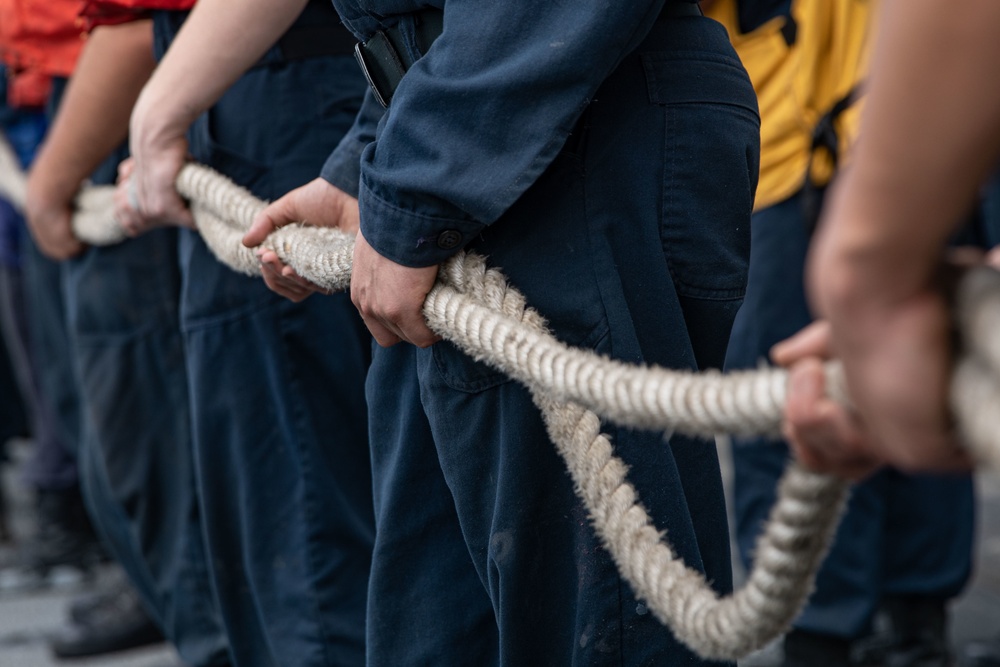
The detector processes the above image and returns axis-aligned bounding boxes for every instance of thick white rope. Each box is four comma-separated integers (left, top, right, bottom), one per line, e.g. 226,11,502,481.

0,133,27,212
2,141,996,659
0,137,126,245
435,252,851,659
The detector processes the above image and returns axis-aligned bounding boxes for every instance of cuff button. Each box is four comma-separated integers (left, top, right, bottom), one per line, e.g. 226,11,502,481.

436,230,463,250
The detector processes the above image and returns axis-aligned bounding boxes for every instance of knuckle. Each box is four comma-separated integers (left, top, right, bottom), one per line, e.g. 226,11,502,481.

382,304,405,322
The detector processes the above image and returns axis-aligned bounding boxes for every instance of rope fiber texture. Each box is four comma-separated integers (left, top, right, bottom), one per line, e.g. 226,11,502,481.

2,137,997,659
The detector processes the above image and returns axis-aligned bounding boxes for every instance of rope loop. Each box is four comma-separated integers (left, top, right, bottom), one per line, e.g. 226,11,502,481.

2,143,998,659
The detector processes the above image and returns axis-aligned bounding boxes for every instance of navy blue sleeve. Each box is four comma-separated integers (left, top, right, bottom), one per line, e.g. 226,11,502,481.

321,89,386,198
358,0,669,267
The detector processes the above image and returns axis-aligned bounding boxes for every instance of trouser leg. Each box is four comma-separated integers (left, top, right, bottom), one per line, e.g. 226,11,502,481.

181,230,373,667
366,16,757,665
66,230,230,666
365,344,499,665
17,238,79,489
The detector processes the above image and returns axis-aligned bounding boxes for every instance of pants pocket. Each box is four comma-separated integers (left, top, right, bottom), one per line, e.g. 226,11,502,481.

644,51,759,300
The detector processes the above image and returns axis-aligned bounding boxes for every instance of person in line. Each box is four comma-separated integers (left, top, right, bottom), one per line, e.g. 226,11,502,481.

174,0,761,663
111,0,376,663
22,6,231,660
0,9,105,594
705,1,976,664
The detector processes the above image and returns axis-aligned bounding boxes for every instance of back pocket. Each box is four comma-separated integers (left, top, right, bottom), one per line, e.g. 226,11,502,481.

644,51,759,299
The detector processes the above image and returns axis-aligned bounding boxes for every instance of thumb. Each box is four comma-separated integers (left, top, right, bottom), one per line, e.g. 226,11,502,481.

244,192,298,248
771,320,832,367
117,158,135,183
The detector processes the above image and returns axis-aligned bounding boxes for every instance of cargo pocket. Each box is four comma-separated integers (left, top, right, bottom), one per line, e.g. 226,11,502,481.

643,51,759,300
432,339,513,394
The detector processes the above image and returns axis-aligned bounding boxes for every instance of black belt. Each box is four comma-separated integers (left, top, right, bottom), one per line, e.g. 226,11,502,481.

276,2,357,61
278,25,357,60
355,2,701,108
354,8,442,107
659,2,704,20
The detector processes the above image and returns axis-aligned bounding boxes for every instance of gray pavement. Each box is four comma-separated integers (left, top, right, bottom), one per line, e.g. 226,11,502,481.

953,470,1000,645
0,583,178,667
1,439,998,666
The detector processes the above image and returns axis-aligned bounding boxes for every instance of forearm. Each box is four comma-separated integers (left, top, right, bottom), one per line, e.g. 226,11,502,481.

130,0,308,150
28,21,156,203
359,0,664,267
812,0,1000,316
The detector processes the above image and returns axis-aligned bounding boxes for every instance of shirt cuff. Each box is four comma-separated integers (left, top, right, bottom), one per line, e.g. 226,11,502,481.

320,141,364,198
358,172,486,268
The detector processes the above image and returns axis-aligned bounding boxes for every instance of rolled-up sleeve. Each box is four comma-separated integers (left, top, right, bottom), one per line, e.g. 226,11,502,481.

357,0,669,267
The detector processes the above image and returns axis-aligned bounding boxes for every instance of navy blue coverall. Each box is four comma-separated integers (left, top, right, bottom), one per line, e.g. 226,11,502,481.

49,74,230,665
322,1,760,663
152,4,375,665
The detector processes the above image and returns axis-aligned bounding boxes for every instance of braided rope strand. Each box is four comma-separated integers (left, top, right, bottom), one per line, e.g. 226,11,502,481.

438,252,851,659
169,165,855,658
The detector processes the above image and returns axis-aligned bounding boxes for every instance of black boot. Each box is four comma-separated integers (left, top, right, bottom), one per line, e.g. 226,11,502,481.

0,486,106,592
853,595,950,667
959,638,1000,667
49,578,165,658
784,629,853,667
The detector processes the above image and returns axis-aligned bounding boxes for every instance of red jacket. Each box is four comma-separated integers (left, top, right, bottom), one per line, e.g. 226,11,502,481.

80,0,196,30
0,0,86,108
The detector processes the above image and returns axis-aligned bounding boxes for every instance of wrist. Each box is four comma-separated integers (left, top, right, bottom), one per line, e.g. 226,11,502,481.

130,86,196,160
25,162,79,213
808,228,951,378
808,183,943,321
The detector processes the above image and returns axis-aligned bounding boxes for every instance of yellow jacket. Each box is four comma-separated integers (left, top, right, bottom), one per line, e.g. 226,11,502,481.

704,0,873,210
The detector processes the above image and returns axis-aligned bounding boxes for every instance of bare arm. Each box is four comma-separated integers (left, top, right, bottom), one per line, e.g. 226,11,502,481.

813,0,1000,313
129,0,308,149
782,0,1000,473
25,20,156,259
121,0,309,231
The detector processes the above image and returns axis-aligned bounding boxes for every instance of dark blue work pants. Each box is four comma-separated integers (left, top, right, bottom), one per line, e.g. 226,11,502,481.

365,15,759,666
0,198,27,446
54,74,230,663
0,257,66,478
0,315,26,446
724,191,975,639
16,229,80,489
66,229,230,666
155,12,376,666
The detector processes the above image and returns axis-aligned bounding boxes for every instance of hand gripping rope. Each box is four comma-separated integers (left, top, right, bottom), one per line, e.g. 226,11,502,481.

2,138,997,660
